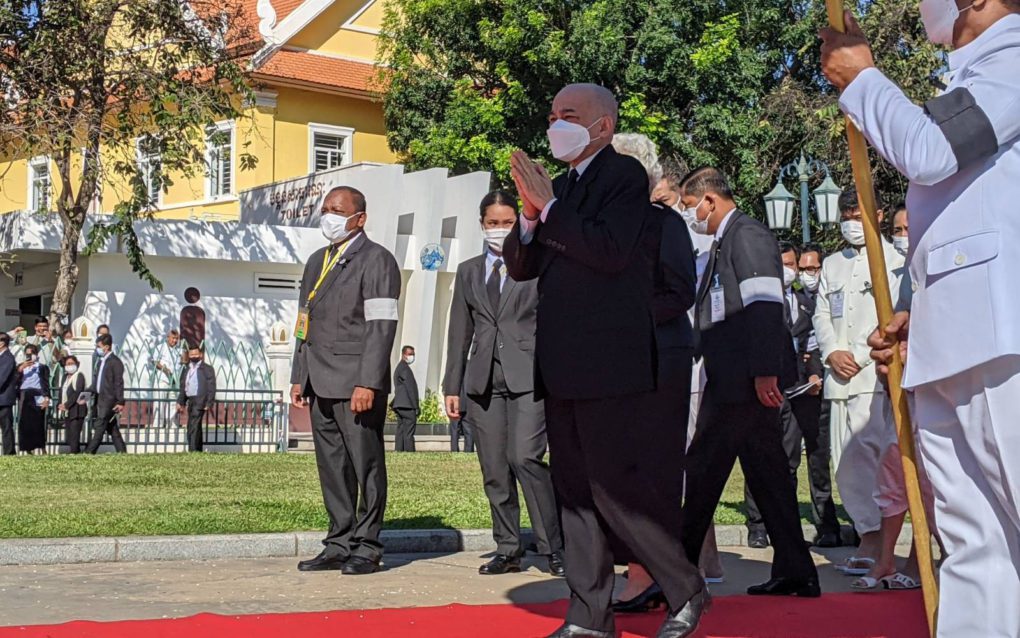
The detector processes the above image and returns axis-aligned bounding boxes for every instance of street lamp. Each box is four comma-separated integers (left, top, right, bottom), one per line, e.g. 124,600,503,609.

763,153,842,244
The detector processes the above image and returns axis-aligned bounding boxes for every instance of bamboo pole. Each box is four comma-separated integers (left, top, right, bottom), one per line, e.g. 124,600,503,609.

823,2,939,635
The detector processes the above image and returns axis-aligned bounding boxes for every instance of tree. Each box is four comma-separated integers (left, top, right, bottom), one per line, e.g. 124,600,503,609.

380,0,944,252
0,0,257,329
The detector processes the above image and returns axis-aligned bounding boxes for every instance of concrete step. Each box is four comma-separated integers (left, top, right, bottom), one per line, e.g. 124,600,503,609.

289,433,463,454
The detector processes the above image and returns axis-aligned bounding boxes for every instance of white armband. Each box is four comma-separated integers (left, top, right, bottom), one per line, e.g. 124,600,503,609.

739,277,784,306
364,298,399,321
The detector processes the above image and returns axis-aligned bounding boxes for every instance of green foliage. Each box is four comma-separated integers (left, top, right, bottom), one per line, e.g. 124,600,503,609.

380,0,944,249
0,0,258,324
418,388,449,424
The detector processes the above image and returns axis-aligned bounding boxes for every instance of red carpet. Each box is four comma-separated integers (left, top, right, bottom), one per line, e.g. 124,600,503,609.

0,594,927,638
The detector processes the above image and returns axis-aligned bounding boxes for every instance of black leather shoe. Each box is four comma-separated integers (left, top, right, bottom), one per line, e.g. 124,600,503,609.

479,553,522,575
657,587,710,638
747,576,821,598
341,555,382,575
612,583,666,614
548,551,566,577
811,532,842,548
545,623,615,638
297,550,347,572
747,529,770,549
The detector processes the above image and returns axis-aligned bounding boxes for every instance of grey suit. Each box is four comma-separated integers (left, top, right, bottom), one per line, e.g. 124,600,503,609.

442,251,562,557
291,232,401,562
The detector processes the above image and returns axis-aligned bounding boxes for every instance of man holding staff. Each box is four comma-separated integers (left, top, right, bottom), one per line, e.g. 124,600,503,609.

822,2,1020,636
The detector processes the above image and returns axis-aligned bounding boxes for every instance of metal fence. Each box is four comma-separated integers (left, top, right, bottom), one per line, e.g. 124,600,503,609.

7,387,288,455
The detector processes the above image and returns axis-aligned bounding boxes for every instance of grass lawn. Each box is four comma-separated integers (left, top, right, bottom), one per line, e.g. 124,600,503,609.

0,453,845,539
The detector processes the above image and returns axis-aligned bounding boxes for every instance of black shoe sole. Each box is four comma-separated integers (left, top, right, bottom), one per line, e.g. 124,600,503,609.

297,563,346,572
479,566,522,575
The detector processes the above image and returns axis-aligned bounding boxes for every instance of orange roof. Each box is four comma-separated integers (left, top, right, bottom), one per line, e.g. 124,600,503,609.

270,0,304,21
252,49,382,95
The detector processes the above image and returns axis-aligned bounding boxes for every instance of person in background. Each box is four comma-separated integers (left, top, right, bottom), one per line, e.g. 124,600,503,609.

58,355,87,454
890,204,909,257
0,334,18,455
92,325,111,380
17,343,50,455
26,317,56,368
153,328,182,428
85,334,127,454
97,324,110,337
392,346,420,453
813,187,910,576
449,385,474,453
11,327,28,364
177,347,217,452
57,328,74,360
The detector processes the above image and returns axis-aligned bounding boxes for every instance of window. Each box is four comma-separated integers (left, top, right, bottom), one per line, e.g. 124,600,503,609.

308,124,354,173
136,136,162,206
28,156,51,212
206,121,234,198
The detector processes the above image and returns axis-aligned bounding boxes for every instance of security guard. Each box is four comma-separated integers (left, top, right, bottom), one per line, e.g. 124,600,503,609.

822,4,1020,636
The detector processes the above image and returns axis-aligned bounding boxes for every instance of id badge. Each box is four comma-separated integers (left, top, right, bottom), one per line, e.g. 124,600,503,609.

294,307,310,341
830,291,845,319
709,275,725,324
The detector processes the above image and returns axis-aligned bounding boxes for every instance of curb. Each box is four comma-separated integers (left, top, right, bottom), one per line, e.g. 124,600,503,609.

0,525,914,567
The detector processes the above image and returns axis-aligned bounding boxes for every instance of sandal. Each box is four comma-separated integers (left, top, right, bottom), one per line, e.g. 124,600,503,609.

836,556,876,576
881,573,920,590
851,576,881,591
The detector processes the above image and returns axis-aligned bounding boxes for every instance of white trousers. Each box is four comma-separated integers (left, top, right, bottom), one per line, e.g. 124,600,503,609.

830,392,897,535
914,355,1020,638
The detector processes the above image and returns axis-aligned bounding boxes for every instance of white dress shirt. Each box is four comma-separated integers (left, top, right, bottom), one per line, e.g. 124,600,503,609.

97,352,111,393
484,248,508,292
186,363,200,397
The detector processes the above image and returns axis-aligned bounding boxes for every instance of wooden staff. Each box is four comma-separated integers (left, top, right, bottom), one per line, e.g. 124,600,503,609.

823,2,939,634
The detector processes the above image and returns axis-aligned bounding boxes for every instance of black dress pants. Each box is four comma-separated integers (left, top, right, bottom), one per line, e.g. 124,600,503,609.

310,391,387,562
545,383,702,633
186,402,205,452
746,394,839,537
85,408,127,454
681,384,817,582
394,408,417,452
0,405,14,455
450,418,475,452
64,416,85,454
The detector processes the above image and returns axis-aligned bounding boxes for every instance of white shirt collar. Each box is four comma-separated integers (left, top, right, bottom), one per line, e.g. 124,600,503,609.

713,207,738,240
572,146,605,176
949,13,1020,72
485,248,504,266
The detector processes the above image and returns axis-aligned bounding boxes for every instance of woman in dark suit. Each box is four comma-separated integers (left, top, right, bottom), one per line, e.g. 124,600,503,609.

58,355,87,454
17,344,50,455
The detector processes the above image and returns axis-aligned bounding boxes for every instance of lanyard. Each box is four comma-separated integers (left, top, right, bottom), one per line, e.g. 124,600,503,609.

307,239,354,304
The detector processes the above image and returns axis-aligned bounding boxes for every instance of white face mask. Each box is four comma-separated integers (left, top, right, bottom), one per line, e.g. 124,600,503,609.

684,197,711,235
893,235,910,255
483,227,511,253
66,365,78,374
799,272,820,293
920,0,973,46
840,220,866,246
783,266,797,289
405,355,415,364
547,118,603,163
320,212,361,244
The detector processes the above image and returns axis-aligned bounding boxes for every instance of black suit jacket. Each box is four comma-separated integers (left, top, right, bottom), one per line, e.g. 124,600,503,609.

61,373,88,420
695,212,796,404
503,146,657,401
648,205,697,350
787,288,823,387
177,362,217,410
0,350,17,407
92,354,125,414
442,253,540,397
391,360,419,412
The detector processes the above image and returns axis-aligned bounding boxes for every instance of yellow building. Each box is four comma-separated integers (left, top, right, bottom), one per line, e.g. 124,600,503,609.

0,0,395,221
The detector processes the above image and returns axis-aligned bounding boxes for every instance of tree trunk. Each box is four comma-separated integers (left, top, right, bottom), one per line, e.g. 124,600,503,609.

49,210,84,333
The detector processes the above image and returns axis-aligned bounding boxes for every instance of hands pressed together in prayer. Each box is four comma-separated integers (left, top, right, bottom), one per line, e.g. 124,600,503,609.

510,150,555,221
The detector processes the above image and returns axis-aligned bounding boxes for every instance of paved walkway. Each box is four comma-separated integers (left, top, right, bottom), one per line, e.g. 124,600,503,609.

0,546,884,627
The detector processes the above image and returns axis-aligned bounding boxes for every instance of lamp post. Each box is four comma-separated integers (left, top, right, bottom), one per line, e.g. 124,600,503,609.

763,153,842,244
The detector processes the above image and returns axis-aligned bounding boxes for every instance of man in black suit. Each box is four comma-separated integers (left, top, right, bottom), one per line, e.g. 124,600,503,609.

391,346,419,452
85,334,127,454
0,334,17,455
443,190,564,578
507,83,705,638
291,186,401,576
744,242,840,549
678,167,819,598
177,347,217,452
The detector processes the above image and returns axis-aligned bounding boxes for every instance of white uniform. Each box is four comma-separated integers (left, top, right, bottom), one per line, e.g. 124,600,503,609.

151,341,180,428
813,240,910,534
839,13,1020,638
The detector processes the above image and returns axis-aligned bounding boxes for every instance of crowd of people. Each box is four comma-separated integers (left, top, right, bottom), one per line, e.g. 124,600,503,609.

0,321,217,455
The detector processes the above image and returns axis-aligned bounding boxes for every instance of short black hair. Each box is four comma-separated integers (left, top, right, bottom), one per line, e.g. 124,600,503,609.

35,316,48,326
96,334,113,348
778,240,800,260
479,190,519,220
64,355,79,367
325,186,367,213
800,242,825,260
24,343,38,356
679,166,735,201
0,334,9,347
402,345,414,354
97,324,110,332
838,186,884,214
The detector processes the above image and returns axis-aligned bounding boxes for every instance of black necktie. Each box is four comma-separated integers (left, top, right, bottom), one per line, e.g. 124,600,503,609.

785,292,794,328
487,258,503,312
560,169,579,200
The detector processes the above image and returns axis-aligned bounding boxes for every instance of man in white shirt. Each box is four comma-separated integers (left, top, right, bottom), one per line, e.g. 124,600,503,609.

823,3,1020,635
152,329,181,428
813,189,910,574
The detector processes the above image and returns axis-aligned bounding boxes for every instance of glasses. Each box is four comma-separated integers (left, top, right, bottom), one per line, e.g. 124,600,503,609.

800,265,822,274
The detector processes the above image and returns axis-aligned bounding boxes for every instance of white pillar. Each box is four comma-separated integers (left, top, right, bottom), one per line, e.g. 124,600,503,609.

68,317,97,386
265,321,294,400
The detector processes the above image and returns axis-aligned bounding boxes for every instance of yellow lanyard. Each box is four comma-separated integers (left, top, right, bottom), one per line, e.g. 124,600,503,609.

307,239,354,304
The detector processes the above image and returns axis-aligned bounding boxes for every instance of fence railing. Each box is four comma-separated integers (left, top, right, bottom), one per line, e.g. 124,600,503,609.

7,387,288,455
